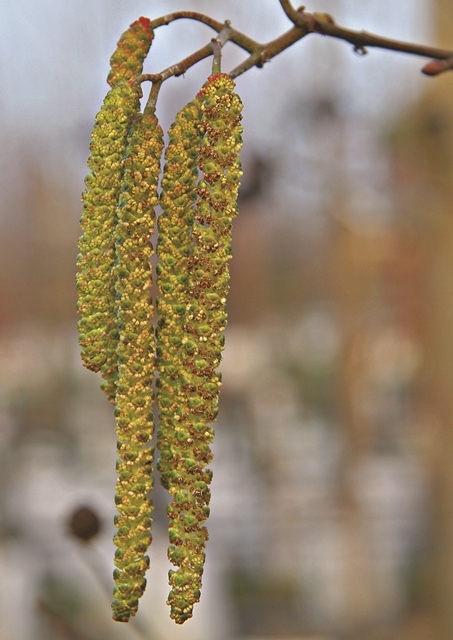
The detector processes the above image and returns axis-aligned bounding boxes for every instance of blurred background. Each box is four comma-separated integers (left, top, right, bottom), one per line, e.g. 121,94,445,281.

1,0,453,638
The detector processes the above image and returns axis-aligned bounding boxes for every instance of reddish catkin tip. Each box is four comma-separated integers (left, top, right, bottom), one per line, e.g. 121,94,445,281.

130,16,153,36
107,17,154,88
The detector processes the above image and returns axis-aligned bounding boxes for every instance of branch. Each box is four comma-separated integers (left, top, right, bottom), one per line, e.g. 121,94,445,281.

139,24,235,109
278,0,453,72
139,2,453,89
230,26,307,78
151,11,260,56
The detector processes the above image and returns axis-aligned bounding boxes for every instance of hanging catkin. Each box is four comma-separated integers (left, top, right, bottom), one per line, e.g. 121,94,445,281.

77,15,153,401
108,17,154,89
155,98,207,624
111,104,164,622
77,11,244,624
77,81,141,382
156,74,243,624
156,99,203,490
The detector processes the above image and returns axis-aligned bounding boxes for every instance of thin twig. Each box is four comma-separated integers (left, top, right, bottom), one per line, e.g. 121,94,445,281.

151,12,260,56
314,20,453,61
152,11,224,33
279,0,309,29
230,25,308,78
139,24,236,97
278,0,453,65
211,39,222,74
146,79,163,111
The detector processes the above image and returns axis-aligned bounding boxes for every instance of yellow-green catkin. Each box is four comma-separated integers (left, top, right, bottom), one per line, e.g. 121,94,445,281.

155,99,207,624
108,17,154,88
112,105,164,622
157,74,243,625
156,99,203,490
77,81,141,383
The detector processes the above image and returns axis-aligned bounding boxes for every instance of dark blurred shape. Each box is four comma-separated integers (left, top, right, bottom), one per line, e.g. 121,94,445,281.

308,96,337,122
228,567,304,637
238,153,273,205
67,506,102,543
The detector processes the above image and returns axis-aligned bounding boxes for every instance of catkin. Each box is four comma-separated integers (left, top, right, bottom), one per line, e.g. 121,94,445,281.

157,74,243,624
77,81,141,385
156,99,207,624
108,17,154,88
112,105,164,622
156,99,203,490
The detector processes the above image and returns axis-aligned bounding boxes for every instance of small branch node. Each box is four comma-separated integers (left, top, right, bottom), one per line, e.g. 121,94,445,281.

305,13,318,33
313,12,336,25
217,24,234,47
260,50,271,66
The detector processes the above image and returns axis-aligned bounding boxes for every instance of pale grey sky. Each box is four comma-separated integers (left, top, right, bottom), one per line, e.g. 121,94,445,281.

0,0,435,208
0,0,433,136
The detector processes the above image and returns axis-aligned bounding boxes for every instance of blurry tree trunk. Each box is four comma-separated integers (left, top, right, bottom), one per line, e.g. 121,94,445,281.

330,212,391,636
390,1,453,636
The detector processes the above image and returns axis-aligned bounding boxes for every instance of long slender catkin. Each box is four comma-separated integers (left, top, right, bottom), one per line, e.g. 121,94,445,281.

77,81,141,380
111,105,164,622
156,99,203,491
155,99,208,624
157,74,243,624
77,15,153,402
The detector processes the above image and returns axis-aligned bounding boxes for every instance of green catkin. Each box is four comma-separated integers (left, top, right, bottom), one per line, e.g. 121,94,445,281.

157,74,243,625
112,105,164,622
156,99,203,491
155,99,206,624
108,17,154,88
77,81,142,388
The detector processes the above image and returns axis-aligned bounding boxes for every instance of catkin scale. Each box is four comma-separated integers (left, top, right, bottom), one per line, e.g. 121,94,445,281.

111,106,164,622
77,81,142,388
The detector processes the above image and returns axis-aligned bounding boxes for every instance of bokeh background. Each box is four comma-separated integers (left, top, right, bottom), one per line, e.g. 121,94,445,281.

1,1,453,639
